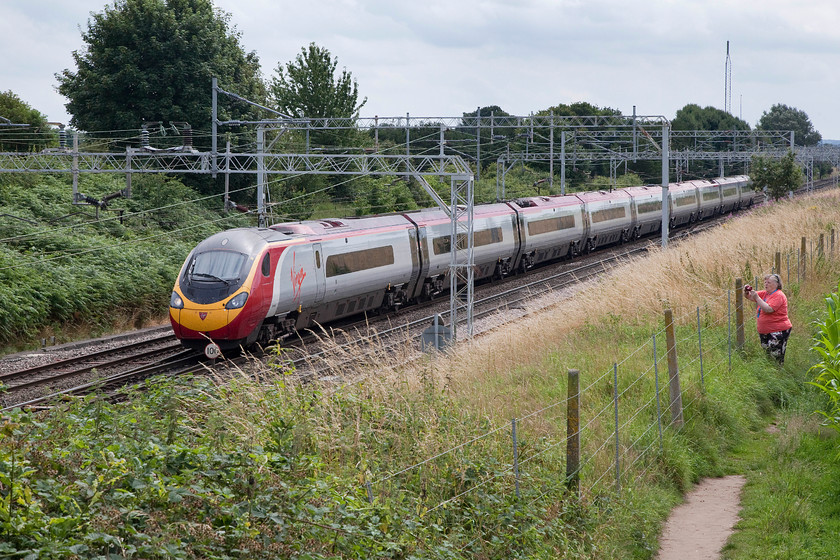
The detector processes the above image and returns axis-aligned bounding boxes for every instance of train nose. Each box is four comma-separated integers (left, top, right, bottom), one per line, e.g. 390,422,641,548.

177,307,233,333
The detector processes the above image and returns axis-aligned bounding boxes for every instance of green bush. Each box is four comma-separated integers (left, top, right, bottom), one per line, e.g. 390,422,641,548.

808,280,840,441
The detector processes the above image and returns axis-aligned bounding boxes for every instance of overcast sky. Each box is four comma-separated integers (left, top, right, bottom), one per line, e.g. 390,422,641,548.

3,0,839,139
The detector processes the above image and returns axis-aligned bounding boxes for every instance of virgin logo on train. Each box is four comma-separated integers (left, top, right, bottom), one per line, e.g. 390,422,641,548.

291,252,306,301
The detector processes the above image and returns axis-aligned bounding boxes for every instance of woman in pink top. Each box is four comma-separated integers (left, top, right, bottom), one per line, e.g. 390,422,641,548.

744,273,793,364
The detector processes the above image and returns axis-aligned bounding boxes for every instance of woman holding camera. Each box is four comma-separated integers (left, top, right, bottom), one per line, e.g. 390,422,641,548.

744,273,793,364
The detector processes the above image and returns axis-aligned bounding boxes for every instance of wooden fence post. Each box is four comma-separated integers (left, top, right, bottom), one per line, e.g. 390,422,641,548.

664,309,684,427
774,252,781,275
801,236,807,282
735,278,745,350
566,369,580,496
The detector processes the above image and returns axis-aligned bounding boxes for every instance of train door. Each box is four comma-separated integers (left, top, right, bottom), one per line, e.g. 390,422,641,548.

313,243,326,304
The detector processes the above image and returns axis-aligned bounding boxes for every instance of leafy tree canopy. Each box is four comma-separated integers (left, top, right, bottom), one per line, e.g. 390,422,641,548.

269,43,366,146
537,101,622,119
750,150,803,201
0,91,55,152
757,103,821,146
459,105,515,141
56,0,265,146
672,104,750,132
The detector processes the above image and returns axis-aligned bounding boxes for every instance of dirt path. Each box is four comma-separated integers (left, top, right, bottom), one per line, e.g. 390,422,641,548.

656,475,746,560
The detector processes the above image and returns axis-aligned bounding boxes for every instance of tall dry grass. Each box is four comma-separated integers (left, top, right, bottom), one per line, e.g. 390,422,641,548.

430,191,840,421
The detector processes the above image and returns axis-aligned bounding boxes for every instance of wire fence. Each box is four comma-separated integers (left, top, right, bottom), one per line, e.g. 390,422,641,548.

360,235,835,517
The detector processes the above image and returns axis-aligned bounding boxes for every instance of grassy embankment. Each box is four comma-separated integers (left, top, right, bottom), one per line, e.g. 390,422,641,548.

2,186,840,558
0,173,251,352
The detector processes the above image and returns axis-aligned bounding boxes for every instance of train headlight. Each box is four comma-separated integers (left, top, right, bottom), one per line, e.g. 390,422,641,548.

170,291,184,309
225,291,249,310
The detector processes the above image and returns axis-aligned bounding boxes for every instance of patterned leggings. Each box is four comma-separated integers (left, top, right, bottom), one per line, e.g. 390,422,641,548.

758,328,792,364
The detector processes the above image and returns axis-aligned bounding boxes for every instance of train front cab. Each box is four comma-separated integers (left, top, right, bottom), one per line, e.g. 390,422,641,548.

170,229,279,350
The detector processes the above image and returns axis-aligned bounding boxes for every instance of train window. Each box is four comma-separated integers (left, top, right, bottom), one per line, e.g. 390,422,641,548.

591,206,627,223
432,227,504,255
637,201,662,214
315,250,321,268
702,190,720,201
675,194,697,207
527,215,576,236
191,250,248,281
722,187,738,197
261,254,270,277
325,246,395,277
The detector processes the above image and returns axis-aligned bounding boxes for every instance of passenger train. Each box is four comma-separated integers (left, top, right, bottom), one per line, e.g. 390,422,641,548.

169,175,758,350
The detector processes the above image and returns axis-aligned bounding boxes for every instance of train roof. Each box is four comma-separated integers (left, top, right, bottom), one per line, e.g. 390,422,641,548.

269,214,412,236
623,185,662,195
194,227,288,254
402,202,515,224
574,189,631,202
510,194,583,209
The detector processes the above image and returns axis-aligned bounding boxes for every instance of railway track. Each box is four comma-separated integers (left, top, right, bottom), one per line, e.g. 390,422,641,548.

0,331,203,410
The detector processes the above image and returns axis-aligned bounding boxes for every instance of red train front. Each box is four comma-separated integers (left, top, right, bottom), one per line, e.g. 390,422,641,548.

169,228,283,350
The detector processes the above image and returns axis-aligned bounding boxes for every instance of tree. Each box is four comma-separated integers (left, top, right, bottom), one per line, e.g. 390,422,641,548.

750,151,803,201
269,43,366,146
0,91,55,152
672,104,750,133
757,104,821,146
670,104,752,176
536,102,624,187
56,0,265,145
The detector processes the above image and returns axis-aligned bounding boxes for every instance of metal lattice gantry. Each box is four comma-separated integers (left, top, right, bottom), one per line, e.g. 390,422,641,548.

5,80,840,342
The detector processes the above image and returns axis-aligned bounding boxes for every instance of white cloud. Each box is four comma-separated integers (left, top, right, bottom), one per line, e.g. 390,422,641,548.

2,0,839,138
